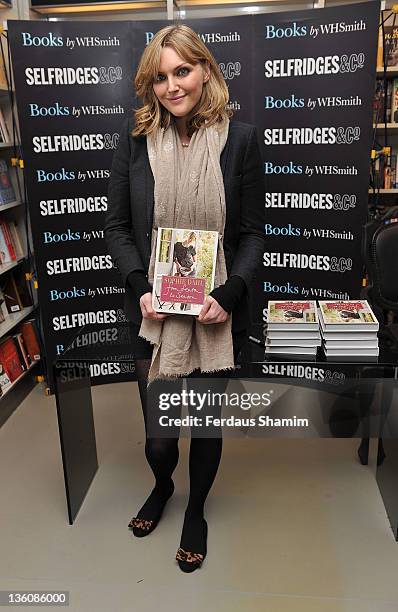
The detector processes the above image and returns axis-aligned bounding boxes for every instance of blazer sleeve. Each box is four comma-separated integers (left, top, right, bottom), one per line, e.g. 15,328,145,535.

230,126,265,288
104,118,146,286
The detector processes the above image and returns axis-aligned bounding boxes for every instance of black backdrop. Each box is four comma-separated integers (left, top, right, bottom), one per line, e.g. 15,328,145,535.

8,1,380,390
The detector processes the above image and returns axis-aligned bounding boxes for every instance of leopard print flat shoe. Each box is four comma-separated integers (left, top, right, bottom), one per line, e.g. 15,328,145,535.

176,519,208,573
128,517,157,537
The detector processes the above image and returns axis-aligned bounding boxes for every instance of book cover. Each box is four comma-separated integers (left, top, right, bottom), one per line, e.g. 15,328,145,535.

0,160,16,205
378,25,398,68
152,228,218,316
267,300,319,330
392,79,398,123
318,300,379,330
21,319,40,361
0,336,24,382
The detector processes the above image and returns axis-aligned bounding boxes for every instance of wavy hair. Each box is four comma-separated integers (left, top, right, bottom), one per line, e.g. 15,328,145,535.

133,24,232,137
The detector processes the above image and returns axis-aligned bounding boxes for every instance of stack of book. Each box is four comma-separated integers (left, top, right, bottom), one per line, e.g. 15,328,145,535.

265,300,321,356
318,300,379,358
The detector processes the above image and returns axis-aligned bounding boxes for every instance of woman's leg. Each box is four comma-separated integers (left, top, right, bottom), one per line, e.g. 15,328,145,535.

132,359,179,527
177,332,246,567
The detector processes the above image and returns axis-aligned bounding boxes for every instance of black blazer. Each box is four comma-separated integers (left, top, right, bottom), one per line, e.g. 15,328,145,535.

105,117,265,332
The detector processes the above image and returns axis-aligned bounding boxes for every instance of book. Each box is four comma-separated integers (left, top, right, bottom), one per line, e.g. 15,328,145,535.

13,269,32,309
267,300,319,331
13,332,31,369
392,79,398,123
318,300,379,331
152,227,218,316
0,336,24,382
265,345,318,355
0,107,10,143
266,337,321,347
324,347,379,357
8,222,24,258
2,274,23,313
373,78,392,124
1,221,16,261
0,160,16,205
322,340,378,349
0,362,11,393
0,225,11,264
320,326,378,340
21,319,40,361
266,330,321,340
325,354,378,362
12,333,27,371
377,24,398,68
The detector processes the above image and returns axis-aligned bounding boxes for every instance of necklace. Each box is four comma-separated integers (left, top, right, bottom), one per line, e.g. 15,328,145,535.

181,142,189,148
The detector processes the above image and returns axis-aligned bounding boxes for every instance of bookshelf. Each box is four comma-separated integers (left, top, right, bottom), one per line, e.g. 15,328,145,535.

0,30,41,423
371,12,398,199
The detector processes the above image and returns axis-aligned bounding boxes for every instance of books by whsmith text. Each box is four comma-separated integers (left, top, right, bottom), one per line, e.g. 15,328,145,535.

152,227,218,316
267,300,319,331
318,300,379,331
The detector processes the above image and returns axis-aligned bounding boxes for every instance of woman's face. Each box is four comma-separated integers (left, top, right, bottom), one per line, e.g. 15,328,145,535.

153,46,209,120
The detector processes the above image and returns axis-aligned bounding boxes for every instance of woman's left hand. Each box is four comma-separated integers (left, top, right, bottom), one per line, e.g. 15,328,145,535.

198,296,228,324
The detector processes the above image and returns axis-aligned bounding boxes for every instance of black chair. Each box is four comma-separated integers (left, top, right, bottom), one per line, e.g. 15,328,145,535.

365,214,398,347
358,213,398,465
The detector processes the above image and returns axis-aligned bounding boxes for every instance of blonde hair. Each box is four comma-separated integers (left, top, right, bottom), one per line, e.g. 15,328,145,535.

133,24,232,137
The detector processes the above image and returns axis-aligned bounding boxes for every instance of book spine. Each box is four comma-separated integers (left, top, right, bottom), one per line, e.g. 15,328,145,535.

8,222,23,257
1,222,16,260
0,108,9,143
12,334,27,370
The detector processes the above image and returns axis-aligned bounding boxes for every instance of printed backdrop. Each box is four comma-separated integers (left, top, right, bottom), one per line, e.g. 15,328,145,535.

8,1,380,390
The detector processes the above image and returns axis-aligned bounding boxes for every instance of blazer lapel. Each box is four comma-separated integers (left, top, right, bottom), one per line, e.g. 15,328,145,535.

221,130,231,179
145,154,154,233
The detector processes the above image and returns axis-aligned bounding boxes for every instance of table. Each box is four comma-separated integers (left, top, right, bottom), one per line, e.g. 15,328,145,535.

53,323,398,536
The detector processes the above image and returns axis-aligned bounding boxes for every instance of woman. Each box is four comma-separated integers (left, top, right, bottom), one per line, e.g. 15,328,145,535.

173,231,197,277
105,24,264,572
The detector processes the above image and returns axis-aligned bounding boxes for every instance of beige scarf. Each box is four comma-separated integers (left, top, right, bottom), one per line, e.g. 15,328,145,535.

139,119,234,383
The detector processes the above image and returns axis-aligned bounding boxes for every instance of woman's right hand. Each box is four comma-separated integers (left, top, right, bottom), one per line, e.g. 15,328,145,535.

140,292,168,321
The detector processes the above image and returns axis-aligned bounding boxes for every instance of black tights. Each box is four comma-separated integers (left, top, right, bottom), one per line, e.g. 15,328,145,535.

135,359,222,520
